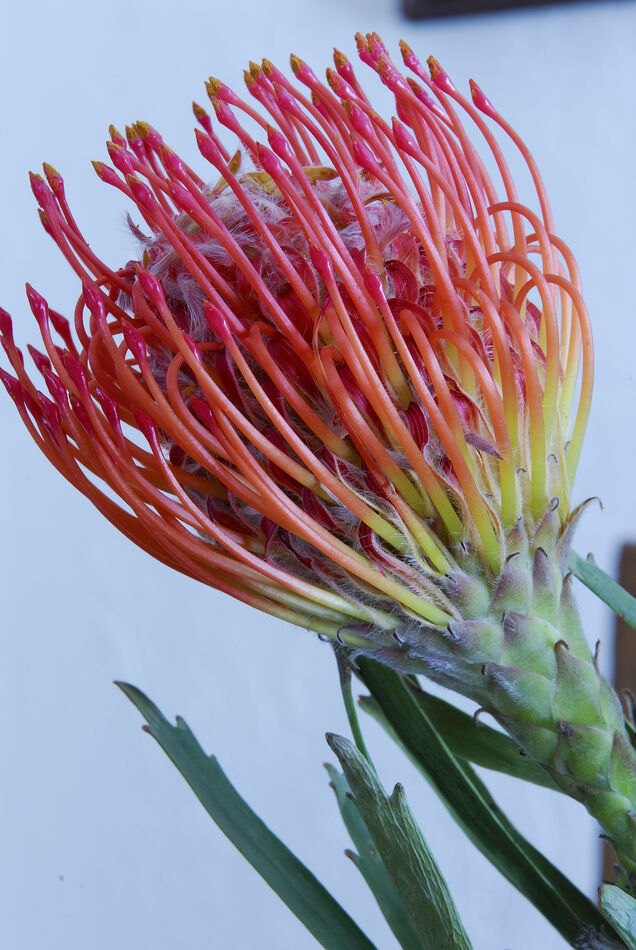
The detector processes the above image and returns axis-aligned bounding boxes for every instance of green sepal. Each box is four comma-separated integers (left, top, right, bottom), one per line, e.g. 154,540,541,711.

359,687,560,791
490,555,532,614
500,612,557,679
610,735,636,804
600,885,636,949
568,550,636,632
117,682,379,950
554,721,613,784
356,659,620,948
553,641,604,727
485,664,554,728
493,715,558,765
326,765,425,950
531,546,560,622
326,733,472,950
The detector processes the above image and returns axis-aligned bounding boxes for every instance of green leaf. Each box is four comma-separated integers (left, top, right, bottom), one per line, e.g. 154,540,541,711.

327,734,472,950
117,682,378,950
356,659,621,949
359,687,560,792
600,885,636,949
569,550,636,631
326,764,425,950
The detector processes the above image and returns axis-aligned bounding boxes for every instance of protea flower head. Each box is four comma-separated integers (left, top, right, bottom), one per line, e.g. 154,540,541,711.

3,33,635,870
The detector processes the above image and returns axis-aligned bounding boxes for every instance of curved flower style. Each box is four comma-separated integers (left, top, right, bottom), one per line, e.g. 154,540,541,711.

2,34,634,869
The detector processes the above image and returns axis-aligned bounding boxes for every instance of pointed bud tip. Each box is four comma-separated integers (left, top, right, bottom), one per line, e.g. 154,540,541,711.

25,283,49,324
0,368,22,401
203,300,230,338
427,56,456,94
0,306,14,339
42,162,64,193
469,79,496,116
122,320,148,365
135,265,164,303
289,53,304,74
126,175,156,210
65,353,88,393
133,407,158,444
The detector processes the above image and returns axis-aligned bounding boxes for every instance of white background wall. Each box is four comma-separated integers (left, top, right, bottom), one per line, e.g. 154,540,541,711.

1,1,635,948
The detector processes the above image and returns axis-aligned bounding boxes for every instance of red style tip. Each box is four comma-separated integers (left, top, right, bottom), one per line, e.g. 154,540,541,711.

42,163,64,196
122,321,148,366
256,143,284,178
108,125,126,147
27,344,51,375
135,266,164,304
272,83,298,116
325,67,355,100
133,407,159,446
289,54,316,84
195,128,221,166
168,179,198,216
183,333,203,364
309,246,334,283
107,142,135,176
92,161,122,187
399,39,420,72
0,306,14,340
213,79,241,106
266,126,295,165
125,125,143,149
362,266,386,305
0,368,22,403
64,353,88,394
43,369,68,407
37,392,62,434
391,117,418,157
375,57,409,95
94,386,121,430
160,146,187,178
346,102,374,139
469,79,496,118
29,172,53,210
38,209,53,237
189,394,216,429
333,48,355,83
109,125,127,148
203,300,230,338
71,398,92,431
49,310,73,347
427,56,456,95
209,96,236,127
126,176,157,211
351,138,379,173
136,121,162,148
25,284,49,328
82,282,106,318
262,59,285,84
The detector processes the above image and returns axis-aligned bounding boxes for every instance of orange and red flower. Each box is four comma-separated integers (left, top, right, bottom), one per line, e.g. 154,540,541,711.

1,33,592,658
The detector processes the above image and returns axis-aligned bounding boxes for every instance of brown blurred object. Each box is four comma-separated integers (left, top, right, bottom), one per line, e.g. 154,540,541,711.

402,0,596,19
602,544,636,883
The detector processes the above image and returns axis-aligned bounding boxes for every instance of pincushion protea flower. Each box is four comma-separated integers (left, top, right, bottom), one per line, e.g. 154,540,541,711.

2,33,635,872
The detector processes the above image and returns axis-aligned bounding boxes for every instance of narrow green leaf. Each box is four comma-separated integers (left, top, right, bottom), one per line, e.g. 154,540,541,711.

326,764,425,950
569,550,636,631
117,682,378,950
357,660,622,949
327,733,473,950
359,688,560,791
600,886,636,949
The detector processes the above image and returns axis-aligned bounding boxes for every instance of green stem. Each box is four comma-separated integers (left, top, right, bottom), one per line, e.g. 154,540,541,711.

335,648,371,762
